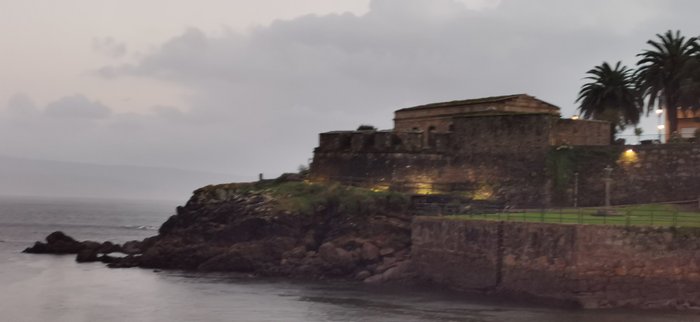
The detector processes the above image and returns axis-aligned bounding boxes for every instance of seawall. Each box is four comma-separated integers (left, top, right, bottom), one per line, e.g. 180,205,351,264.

412,217,700,309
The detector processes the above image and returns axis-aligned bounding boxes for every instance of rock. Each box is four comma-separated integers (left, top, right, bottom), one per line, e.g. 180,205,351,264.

122,241,142,255
319,242,356,273
24,182,414,282
76,247,100,262
98,241,122,254
23,231,85,254
283,246,307,260
107,255,141,268
381,260,412,281
361,242,380,262
363,273,384,284
318,242,337,262
355,270,372,280
363,260,413,284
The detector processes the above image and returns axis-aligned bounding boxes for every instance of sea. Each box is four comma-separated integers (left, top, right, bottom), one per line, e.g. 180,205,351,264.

0,195,697,322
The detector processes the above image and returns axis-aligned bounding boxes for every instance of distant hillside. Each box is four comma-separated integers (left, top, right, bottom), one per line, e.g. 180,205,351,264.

0,155,252,201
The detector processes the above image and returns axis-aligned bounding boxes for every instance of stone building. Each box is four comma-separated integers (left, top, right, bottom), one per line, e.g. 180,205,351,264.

310,94,612,207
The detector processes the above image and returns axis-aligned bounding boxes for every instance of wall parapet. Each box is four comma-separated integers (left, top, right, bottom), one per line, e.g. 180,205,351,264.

316,130,451,153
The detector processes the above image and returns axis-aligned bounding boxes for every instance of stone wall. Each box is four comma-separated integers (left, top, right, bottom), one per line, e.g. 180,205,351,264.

412,218,700,309
552,144,700,206
552,119,610,146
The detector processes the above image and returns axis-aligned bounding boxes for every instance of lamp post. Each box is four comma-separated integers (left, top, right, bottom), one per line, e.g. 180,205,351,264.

603,165,613,210
656,109,664,142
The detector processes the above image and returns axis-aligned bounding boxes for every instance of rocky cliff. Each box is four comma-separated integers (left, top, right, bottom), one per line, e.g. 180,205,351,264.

26,179,415,282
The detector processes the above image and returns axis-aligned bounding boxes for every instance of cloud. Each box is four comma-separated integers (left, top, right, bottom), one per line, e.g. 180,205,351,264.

44,94,112,119
92,37,128,58
6,93,38,116
7,0,700,176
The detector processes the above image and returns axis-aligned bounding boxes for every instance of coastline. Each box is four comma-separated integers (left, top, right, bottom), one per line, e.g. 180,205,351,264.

22,180,700,312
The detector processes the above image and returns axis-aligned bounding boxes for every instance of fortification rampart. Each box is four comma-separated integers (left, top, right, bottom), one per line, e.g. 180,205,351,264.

412,218,700,309
553,144,700,206
312,139,700,207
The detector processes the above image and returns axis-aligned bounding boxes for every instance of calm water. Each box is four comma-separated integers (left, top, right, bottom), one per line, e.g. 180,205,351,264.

0,196,697,322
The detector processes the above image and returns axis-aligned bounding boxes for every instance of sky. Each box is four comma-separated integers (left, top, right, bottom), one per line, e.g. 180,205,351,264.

2,0,700,179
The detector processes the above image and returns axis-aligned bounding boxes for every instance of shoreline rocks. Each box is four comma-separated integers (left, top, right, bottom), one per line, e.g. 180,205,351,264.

25,181,416,283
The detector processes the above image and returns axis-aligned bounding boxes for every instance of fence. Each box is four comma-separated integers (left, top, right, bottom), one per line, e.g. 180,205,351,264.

420,201,700,227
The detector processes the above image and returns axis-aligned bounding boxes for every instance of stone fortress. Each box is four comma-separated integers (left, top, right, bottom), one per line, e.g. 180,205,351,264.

310,94,700,207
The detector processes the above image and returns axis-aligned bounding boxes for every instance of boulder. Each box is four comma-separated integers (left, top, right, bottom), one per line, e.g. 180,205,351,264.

76,247,100,262
360,242,380,262
122,240,142,255
319,242,356,272
23,231,85,254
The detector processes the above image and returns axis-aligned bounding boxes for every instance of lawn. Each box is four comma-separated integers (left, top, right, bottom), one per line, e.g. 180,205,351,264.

446,203,700,227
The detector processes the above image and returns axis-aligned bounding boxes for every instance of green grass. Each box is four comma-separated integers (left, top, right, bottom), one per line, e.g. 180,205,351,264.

447,203,700,227
197,180,411,216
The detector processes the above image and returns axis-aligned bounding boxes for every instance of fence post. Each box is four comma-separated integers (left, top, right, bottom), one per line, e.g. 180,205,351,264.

559,209,563,223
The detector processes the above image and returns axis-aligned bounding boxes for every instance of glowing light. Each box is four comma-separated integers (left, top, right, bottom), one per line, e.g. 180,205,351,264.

571,115,579,120
414,183,433,195
656,109,664,115
370,184,390,192
618,149,639,165
473,184,494,201
657,124,665,130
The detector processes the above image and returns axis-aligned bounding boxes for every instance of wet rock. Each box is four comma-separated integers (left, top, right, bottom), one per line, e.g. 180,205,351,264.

355,270,372,280
361,242,380,262
122,241,142,255
23,231,85,254
364,260,413,284
76,247,99,262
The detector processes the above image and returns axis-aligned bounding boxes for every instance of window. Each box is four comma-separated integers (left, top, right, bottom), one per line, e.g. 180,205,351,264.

680,127,698,138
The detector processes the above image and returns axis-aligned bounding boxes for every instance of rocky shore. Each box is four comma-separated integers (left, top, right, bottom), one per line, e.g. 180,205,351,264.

25,179,415,283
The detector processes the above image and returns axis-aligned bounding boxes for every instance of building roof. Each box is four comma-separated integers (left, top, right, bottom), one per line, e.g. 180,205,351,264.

395,94,560,113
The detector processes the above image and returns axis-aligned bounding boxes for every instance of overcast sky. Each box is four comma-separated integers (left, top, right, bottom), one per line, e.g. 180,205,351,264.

2,0,699,178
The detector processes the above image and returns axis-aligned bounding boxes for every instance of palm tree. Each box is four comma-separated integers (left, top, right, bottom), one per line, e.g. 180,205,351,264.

636,30,700,135
576,61,642,141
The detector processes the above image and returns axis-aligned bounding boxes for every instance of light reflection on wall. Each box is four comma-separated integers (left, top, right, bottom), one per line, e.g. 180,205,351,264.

371,184,390,192
618,149,639,166
473,183,494,200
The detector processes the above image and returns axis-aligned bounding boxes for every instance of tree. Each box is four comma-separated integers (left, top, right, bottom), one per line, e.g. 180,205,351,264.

576,61,642,141
634,127,643,142
636,30,700,134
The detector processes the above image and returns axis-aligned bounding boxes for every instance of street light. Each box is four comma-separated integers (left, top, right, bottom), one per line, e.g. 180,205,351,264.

657,124,665,142
656,109,664,142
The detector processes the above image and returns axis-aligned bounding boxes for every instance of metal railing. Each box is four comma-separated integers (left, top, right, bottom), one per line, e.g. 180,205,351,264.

426,202,700,227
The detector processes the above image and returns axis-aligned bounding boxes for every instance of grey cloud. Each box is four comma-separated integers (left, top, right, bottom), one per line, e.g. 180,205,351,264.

92,37,128,58
44,94,112,119
151,105,185,120
6,93,38,116
14,0,700,176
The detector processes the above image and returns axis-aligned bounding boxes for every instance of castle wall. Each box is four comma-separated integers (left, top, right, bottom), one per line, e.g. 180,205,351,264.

552,119,610,146
312,118,550,206
450,114,553,155
313,110,700,208
555,144,700,206
412,218,700,309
